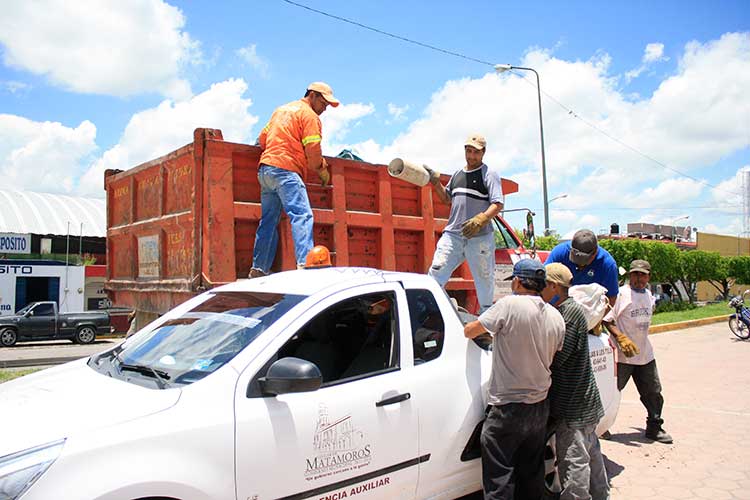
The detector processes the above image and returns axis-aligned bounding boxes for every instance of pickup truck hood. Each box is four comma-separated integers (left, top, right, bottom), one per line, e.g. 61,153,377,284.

0,359,180,457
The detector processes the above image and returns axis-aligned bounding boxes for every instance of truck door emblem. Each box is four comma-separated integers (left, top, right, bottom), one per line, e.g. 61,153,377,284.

305,404,372,480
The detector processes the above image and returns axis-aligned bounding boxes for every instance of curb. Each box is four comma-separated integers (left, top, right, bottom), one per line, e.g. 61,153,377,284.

649,314,730,334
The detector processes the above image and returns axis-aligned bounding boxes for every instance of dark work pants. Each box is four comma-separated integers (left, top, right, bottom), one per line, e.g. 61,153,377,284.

617,360,665,427
480,399,549,500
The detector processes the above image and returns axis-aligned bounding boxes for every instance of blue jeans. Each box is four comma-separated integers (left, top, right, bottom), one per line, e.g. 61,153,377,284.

252,165,314,272
428,231,495,313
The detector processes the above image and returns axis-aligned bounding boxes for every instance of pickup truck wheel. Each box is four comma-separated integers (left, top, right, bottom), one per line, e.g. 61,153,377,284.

0,328,18,347
75,326,97,345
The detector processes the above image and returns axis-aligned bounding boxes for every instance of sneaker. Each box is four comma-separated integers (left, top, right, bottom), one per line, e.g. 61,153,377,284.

645,427,673,444
248,268,268,279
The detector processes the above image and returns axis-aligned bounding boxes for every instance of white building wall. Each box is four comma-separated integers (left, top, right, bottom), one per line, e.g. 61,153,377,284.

0,263,85,315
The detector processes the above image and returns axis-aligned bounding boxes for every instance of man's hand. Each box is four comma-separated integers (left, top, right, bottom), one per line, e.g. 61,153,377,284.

461,212,490,238
615,334,640,357
318,167,330,187
423,165,441,185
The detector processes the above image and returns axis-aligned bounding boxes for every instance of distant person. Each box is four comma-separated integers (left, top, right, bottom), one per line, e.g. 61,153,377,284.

604,259,673,444
248,82,339,278
464,259,565,500
546,229,620,307
542,263,609,500
426,134,504,313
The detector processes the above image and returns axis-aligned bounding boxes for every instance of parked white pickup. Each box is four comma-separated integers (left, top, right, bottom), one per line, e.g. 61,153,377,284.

0,267,618,500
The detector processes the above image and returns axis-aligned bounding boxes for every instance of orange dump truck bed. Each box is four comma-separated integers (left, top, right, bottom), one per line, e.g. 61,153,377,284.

105,128,523,315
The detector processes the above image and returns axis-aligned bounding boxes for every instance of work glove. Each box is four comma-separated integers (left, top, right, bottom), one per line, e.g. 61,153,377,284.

461,212,490,238
423,165,441,185
615,334,640,358
318,167,330,187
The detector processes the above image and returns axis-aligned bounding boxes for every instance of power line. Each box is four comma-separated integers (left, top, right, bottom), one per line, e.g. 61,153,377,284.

282,0,744,198
281,0,495,66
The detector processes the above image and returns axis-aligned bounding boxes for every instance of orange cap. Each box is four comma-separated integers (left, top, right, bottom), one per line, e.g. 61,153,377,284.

305,245,332,268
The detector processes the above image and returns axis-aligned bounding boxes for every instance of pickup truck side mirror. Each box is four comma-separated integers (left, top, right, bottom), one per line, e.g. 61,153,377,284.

258,357,322,396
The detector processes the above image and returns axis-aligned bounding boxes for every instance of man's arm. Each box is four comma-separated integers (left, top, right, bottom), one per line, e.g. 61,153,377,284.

430,176,451,205
464,320,488,339
257,123,269,149
602,318,640,357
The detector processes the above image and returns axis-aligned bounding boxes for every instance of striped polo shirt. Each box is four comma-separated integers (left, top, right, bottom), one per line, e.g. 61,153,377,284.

443,163,504,237
549,297,604,428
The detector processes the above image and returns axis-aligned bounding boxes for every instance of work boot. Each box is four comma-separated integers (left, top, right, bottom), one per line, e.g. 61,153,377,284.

645,425,673,444
248,268,268,279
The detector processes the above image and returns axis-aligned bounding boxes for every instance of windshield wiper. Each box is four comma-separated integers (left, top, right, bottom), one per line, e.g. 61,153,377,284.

117,359,171,389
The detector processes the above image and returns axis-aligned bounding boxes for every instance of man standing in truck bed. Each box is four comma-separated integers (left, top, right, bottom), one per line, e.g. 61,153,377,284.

248,82,339,278
426,134,504,313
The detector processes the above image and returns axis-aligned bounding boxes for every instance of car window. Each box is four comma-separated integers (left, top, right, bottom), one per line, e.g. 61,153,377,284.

405,289,445,363
493,221,520,250
32,303,55,316
103,291,306,388
258,291,399,392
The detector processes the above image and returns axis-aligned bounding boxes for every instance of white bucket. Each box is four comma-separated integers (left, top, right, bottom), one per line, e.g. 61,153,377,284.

387,158,431,187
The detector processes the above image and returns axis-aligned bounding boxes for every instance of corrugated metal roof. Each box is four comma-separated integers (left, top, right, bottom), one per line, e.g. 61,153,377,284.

0,189,106,237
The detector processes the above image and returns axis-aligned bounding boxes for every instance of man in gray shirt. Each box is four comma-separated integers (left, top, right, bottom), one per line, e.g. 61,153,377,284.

426,134,504,313
465,259,565,500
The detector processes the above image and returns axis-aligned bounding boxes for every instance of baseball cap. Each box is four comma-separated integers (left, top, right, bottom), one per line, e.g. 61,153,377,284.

545,263,573,287
629,259,651,274
569,229,598,266
307,82,340,107
505,258,546,281
465,134,487,150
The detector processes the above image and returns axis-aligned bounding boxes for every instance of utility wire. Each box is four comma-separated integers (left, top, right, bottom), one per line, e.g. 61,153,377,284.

282,0,744,198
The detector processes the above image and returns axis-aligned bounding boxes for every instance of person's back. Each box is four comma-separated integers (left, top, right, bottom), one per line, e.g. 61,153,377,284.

483,294,566,405
549,298,604,426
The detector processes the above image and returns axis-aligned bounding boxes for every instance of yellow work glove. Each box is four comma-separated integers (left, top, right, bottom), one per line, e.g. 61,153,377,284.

461,212,490,238
318,167,330,187
615,334,640,358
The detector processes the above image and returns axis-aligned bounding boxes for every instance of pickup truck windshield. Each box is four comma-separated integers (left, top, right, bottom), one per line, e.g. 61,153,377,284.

109,291,306,387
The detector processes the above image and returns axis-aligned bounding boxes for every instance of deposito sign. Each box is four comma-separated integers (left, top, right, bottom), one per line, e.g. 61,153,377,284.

0,233,31,254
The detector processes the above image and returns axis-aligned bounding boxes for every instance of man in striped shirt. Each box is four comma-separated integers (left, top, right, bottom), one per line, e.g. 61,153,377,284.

426,134,504,313
542,263,609,500
249,82,338,278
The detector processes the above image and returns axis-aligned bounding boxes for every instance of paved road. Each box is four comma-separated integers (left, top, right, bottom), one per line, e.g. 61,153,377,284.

0,338,121,368
604,321,750,500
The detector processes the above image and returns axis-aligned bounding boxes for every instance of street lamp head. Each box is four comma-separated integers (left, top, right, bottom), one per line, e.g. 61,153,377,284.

494,64,512,73
549,193,568,203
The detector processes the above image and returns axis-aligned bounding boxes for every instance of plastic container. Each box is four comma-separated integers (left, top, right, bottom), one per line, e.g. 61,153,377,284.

387,158,431,187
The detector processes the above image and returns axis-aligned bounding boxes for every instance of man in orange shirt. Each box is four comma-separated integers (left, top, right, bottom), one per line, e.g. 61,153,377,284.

249,82,339,277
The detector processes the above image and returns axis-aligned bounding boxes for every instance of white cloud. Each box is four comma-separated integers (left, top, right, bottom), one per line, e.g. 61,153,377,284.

77,78,258,195
643,43,668,63
0,115,97,193
320,103,376,151
330,32,749,236
387,103,409,121
0,0,200,99
2,80,31,94
625,42,670,83
236,44,269,78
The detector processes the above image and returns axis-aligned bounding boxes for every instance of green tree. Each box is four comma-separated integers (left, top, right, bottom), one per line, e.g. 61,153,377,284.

728,256,750,286
678,251,726,303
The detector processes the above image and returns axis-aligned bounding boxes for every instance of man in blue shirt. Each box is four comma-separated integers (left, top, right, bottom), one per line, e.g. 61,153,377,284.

546,229,619,307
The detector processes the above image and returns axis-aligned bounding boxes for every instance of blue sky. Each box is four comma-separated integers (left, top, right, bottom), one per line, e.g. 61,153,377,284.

0,0,748,239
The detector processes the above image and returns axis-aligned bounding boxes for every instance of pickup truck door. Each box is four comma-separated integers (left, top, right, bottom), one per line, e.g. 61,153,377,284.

393,277,492,499
19,303,57,338
234,283,420,500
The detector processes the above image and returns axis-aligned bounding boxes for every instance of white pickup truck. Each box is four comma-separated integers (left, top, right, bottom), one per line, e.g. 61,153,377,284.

0,268,618,500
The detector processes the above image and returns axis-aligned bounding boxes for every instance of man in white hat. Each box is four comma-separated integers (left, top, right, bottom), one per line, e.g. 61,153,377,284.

426,134,504,313
249,82,340,278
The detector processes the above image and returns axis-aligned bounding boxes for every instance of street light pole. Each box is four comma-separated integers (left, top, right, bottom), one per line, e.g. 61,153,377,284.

495,64,549,234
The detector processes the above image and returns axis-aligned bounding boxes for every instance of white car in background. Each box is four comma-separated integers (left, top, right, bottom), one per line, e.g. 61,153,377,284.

0,268,618,500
